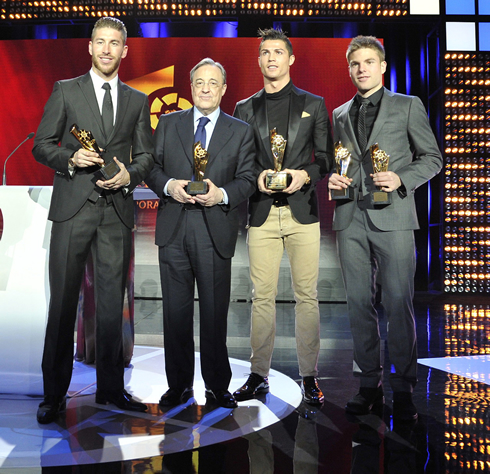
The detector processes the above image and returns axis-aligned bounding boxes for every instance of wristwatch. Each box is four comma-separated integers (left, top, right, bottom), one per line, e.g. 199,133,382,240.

68,156,76,168
304,171,311,185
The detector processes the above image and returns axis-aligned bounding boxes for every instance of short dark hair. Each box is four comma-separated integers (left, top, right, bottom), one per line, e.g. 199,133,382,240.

258,28,293,56
190,57,227,84
91,17,127,44
346,36,385,63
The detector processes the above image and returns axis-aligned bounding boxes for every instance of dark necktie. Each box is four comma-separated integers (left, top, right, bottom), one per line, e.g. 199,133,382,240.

358,98,370,152
102,82,114,139
194,116,210,149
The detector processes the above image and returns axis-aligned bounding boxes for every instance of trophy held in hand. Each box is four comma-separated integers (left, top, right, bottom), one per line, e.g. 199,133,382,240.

186,141,209,196
370,143,391,206
331,141,354,201
266,128,292,191
70,124,120,180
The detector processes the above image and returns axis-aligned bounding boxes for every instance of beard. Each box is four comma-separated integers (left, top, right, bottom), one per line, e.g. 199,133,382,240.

92,54,122,78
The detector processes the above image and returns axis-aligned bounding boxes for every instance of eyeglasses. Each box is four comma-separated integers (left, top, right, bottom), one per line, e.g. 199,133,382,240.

193,80,222,89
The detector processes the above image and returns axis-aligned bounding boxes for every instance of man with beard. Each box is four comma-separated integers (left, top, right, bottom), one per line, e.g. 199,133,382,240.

33,17,154,424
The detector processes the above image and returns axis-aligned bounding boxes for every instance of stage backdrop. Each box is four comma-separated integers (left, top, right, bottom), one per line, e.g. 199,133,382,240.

0,37,355,186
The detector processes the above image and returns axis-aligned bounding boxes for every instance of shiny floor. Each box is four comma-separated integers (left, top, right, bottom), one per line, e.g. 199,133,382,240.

1,294,490,473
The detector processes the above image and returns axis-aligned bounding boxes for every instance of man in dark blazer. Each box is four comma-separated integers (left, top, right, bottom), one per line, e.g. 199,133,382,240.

232,28,333,405
329,36,442,420
33,17,154,424
145,58,256,409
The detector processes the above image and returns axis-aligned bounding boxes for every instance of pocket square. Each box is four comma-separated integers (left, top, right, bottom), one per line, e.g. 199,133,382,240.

301,111,310,118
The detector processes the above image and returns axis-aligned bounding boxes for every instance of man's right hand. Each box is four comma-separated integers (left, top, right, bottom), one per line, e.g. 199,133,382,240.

71,149,104,168
168,179,195,204
258,169,275,195
328,173,352,191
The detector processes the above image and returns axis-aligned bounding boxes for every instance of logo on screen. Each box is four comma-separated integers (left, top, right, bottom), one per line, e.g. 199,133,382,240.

126,66,192,130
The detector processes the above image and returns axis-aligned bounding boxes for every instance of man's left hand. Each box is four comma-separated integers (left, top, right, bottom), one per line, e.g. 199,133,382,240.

193,179,224,207
282,169,309,194
96,157,130,190
371,171,401,192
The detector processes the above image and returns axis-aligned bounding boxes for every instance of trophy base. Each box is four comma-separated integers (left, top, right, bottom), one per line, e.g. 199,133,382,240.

372,191,391,207
187,181,208,196
95,159,120,181
266,171,292,191
331,186,354,201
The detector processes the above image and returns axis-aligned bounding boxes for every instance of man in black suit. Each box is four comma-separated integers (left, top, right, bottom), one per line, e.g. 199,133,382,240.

233,29,333,404
33,17,154,424
329,36,442,420
145,58,256,409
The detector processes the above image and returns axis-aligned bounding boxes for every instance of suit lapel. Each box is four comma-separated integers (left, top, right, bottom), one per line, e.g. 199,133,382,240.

206,112,233,173
337,98,361,159
112,80,130,144
368,88,394,148
78,73,104,140
176,108,195,167
252,90,275,167
284,87,306,166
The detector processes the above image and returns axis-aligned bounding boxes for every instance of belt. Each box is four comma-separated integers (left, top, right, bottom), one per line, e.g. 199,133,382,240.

183,203,204,211
272,197,289,207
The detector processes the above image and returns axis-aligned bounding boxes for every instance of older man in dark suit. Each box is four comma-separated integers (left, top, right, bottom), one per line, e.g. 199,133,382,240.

33,17,154,424
145,58,256,409
232,28,333,405
329,36,442,420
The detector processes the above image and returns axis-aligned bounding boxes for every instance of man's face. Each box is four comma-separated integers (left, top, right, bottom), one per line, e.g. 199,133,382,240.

191,65,227,116
258,39,295,82
89,27,128,80
348,48,386,97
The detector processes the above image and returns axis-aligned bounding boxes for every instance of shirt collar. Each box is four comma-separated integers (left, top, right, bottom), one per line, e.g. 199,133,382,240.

90,69,119,92
193,106,220,127
356,87,384,106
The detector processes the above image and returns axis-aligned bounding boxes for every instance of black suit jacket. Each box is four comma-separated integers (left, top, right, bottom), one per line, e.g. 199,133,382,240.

33,72,154,228
145,107,256,259
233,85,333,227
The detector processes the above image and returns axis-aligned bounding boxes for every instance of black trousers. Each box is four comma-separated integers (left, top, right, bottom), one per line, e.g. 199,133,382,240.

159,209,232,391
42,197,132,396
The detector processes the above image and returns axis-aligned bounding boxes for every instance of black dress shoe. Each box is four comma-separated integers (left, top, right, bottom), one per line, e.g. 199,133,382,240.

233,373,269,401
159,387,194,407
302,376,324,405
393,391,418,421
345,386,384,416
37,395,66,424
205,389,238,408
96,389,147,412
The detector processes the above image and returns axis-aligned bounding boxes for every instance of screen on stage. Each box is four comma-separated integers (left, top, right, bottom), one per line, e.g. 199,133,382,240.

0,37,356,187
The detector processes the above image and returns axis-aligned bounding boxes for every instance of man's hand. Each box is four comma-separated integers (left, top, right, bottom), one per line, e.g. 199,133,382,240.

328,173,353,190
282,169,309,194
194,179,224,207
96,158,131,190
257,169,275,194
71,148,105,168
371,171,401,192
167,179,195,204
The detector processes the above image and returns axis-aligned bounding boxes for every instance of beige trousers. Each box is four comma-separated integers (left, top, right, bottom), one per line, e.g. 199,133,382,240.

248,205,320,378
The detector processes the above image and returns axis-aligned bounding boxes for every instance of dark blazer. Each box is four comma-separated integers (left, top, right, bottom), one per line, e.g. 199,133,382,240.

233,85,333,227
33,72,154,228
332,88,443,232
145,107,256,259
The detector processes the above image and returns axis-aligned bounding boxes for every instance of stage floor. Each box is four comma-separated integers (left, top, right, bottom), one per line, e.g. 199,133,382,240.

1,295,490,473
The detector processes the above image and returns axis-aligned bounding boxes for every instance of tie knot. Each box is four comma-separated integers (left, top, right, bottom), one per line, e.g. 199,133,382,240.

359,98,370,108
198,116,210,128
102,83,111,91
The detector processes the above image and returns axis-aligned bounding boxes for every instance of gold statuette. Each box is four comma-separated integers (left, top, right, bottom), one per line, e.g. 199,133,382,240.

70,124,120,180
370,143,391,206
331,141,354,201
186,141,209,195
266,128,292,190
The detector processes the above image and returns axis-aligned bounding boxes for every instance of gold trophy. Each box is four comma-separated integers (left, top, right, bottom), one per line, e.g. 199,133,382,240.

331,141,354,201
266,128,291,190
70,124,120,180
186,141,209,195
370,143,391,206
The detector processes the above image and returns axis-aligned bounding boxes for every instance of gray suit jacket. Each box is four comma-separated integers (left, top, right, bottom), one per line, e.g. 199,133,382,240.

145,107,256,259
33,72,154,229
332,88,442,232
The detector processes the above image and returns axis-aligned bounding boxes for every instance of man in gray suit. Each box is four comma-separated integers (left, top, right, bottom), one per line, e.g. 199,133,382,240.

33,17,154,423
329,36,442,420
